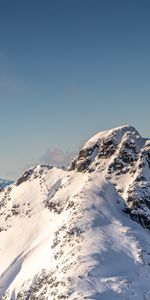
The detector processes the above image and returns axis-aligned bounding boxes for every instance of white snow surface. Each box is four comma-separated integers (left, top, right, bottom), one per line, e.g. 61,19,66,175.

0,125,150,300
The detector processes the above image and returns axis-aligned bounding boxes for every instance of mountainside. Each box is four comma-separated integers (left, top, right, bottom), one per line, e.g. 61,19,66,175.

0,125,150,300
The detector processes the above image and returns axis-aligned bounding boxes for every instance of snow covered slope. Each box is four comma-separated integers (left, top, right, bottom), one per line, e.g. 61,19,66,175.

0,125,150,300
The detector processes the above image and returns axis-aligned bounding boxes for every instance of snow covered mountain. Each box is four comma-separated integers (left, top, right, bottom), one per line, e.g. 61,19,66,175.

0,125,150,300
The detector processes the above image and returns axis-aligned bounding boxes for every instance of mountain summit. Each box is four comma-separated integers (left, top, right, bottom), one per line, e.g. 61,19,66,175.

70,125,150,229
0,125,150,300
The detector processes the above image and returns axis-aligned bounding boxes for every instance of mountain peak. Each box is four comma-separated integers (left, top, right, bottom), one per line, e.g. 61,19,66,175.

0,126,150,300
83,125,139,149
69,126,150,230
69,125,142,172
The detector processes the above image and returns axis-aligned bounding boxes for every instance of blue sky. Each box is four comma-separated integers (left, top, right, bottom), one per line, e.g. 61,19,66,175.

0,0,150,179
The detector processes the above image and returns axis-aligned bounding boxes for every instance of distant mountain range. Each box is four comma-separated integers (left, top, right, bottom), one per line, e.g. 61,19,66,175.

0,178,13,189
0,125,150,300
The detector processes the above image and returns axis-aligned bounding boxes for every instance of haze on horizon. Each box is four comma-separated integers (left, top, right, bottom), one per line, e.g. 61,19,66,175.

0,0,150,179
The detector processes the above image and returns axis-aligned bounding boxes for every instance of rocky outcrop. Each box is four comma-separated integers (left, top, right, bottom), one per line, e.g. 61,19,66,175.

69,125,150,230
16,165,53,186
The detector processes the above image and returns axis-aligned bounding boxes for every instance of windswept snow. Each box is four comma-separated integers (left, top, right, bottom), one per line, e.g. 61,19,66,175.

0,125,150,299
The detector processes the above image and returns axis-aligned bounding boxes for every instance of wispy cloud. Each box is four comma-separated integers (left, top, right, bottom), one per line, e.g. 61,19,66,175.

40,148,77,167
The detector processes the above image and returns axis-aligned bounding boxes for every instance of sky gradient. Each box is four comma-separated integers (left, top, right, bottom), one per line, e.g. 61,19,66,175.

0,0,150,179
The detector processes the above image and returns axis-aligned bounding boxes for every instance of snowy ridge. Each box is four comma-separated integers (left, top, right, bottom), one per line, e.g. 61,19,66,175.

70,125,150,229
0,126,150,299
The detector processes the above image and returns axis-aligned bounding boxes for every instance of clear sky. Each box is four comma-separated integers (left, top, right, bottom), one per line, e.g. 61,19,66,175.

0,0,150,179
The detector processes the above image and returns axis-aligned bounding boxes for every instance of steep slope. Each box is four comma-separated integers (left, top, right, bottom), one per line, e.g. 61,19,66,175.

70,125,150,229
0,126,150,300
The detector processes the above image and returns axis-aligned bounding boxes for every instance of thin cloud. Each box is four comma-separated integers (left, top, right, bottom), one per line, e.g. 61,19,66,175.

41,148,77,167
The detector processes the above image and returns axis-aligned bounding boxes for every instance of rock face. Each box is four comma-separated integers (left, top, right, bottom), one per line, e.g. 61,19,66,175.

0,125,150,300
70,126,140,173
70,125,150,230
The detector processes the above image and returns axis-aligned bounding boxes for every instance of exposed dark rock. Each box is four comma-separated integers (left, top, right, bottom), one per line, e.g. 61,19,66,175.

16,168,36,186
98,138,117,158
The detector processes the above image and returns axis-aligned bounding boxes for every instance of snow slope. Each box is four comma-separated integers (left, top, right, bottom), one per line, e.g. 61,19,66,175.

0,126,150,300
